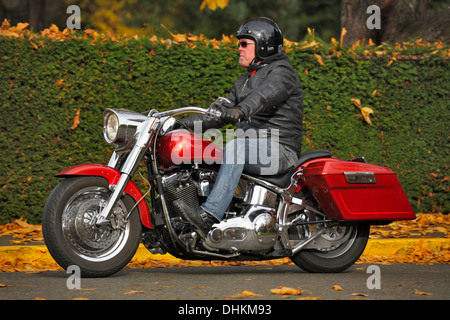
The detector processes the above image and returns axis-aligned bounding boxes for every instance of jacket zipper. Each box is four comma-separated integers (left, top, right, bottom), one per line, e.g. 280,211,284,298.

241,69,263,122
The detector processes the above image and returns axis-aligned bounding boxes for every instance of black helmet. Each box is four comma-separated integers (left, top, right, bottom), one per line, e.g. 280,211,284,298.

237,17,283,60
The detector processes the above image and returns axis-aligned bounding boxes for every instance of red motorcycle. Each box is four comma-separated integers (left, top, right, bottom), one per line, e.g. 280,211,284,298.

42,106,415,277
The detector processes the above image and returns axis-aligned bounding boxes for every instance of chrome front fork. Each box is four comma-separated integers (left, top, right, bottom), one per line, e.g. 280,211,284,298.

96,119,157,227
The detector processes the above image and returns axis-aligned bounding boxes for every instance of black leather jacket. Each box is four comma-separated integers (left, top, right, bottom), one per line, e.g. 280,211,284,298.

180,53,303,156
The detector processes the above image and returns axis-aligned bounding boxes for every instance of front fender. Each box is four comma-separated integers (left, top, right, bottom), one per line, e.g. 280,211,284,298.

56,164,152,229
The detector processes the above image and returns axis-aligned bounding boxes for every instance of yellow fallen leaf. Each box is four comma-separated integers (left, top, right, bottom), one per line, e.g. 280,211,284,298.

187,34,199,42
200,0,229,11
16,22,29,31
124,290,148,294
160,24,186,43
331,37,339,48
300,40,320,50
340,27,347,47
351,292,368,297
9,239,31,244
7,22,29,34
414,289,432,296
351,98,374,125
361,107,374,125
71,108,81,130
297,296,324,300
351,98,361,108
225,290,263,298
221,34,234,44
332,285,343,291
314,54,324,66
200,0,215,10
210,39,221,50
1,18,10,30
30,40,39,50
173,33,187,43
242,289,259,297
270,286,302,295
49,24,60,33
284,39,299,48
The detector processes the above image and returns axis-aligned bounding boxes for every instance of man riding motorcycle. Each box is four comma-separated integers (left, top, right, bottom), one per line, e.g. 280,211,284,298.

174,17,304,238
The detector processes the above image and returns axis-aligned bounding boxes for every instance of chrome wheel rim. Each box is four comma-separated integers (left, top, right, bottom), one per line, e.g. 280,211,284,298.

313,224,357,258
62,186,130,262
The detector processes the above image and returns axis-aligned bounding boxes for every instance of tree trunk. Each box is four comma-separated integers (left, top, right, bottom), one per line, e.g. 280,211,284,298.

341,0,448,45
0,0,46,31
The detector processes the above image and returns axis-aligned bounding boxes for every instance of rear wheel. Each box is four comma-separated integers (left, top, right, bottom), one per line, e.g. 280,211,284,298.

42,176,142,277
290,222,370,273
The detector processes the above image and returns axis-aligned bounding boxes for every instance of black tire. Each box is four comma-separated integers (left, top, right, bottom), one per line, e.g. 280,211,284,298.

290,223,370,273
42,176,142,277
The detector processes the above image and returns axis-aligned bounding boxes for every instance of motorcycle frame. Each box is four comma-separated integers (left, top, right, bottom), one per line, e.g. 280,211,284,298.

240,167,330,255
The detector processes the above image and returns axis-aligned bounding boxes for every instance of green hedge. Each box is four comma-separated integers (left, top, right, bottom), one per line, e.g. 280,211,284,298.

0,31,448,223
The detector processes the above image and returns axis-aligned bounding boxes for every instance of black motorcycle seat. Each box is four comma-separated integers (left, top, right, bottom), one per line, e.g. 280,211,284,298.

246,150,332,188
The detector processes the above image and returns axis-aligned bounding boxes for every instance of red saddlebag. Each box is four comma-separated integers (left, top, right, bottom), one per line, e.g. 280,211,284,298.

301,160,415,221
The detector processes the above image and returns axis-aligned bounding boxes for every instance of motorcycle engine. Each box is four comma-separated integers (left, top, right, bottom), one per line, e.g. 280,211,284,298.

162,169,279,253
204,205,277,252
161,169,199,210
204,182,278,253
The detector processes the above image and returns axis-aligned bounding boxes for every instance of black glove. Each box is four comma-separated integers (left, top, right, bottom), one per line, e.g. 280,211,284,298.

222,107,244,124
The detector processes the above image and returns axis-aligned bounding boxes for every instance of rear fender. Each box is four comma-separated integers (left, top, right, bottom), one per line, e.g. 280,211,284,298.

56,164,153,229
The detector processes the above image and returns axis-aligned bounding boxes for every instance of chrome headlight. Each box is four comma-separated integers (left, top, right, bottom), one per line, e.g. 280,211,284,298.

103,108,149,147
103,111,119,143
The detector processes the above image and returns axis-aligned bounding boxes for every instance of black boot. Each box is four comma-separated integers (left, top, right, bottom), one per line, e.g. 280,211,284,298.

173,200,218,238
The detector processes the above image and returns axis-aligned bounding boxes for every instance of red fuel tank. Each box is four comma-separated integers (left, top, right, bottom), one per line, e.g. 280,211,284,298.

156,130,223,167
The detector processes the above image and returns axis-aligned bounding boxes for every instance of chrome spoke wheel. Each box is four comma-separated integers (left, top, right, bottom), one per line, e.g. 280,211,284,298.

62,186,130,262
312,224,357,257
43,176,142,277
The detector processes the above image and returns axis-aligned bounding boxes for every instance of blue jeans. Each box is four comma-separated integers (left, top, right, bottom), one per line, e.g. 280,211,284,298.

201,138,298,221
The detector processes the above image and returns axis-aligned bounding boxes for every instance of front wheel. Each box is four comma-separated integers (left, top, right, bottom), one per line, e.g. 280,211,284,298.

290,223,370,273
42,176,142,277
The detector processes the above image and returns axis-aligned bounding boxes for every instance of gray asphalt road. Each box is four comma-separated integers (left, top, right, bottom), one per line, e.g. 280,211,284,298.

1,263,448,302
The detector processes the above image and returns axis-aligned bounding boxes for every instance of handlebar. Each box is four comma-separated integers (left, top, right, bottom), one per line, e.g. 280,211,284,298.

151,106,205,117
150,106,222,119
